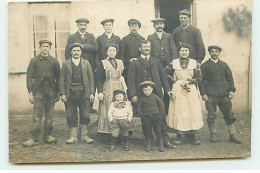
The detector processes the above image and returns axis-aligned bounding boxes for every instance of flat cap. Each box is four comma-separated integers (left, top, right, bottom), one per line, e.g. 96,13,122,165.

140,81,155,88
39,39,52,46
208,45,222,52
101,18,114,25
151,18,166,23
69,43,83,51
179,9,191,17
75,18,89,24
113,89,126,95
128,19,141,28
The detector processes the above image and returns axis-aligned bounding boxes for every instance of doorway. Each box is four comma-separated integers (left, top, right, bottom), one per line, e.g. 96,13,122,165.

155,0,193,33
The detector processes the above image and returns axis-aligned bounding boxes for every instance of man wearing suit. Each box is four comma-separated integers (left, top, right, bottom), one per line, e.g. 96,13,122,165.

121,19,145,81
172,9,205,64
60,43,95,144
127,40,176,149
23,39,60,147
148,18,178,68
96,19,122,61
65,18,98,113
199,45,241,144
148,18,178,114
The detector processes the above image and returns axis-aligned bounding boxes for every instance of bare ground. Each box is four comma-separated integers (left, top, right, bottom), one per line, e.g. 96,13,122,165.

9,112,251,164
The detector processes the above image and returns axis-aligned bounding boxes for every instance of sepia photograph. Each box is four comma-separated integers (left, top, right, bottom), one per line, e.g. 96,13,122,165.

8,0,252,164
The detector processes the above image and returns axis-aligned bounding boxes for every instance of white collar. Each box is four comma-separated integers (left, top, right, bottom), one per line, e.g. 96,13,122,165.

72,58,81,66
181,23,190,29
79,30,85,35
141,54,150,60
156,31,163,39
210,57,219,63
105,32,112,39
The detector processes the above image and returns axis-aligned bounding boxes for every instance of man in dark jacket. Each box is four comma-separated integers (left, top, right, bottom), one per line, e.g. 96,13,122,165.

172,9,205,64
199,45,241,144
60,43,95,144
23,39,60,147
127,40,176,149
96,19,122,61
121,19,145,81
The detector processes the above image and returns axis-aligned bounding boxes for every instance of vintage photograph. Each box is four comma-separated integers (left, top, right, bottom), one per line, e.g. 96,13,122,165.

8,0,252,163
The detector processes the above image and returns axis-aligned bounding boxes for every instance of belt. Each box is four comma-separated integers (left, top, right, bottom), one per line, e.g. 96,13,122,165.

70,83,84,91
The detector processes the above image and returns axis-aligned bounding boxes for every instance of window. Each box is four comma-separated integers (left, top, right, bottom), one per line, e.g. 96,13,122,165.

28,2,70,64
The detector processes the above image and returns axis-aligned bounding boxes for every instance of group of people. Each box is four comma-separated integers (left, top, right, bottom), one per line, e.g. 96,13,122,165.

22,9,242,153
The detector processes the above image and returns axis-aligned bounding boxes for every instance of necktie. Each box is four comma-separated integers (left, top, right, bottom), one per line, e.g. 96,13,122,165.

109,59,117,69
145,57,148,61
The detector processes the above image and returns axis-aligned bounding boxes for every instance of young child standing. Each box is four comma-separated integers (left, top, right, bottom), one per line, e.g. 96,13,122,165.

138,81,165,152
108,89,133,151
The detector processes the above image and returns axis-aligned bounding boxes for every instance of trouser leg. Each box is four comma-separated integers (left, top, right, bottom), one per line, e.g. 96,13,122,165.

43,95,55,138
31,97,44,142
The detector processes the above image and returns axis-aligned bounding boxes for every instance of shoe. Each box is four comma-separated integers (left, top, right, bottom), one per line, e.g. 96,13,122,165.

188,134,200,145
90,108,98,114
109,144,115,151
81,124,94,144
22,139,39,147
65,127,77,144
124,136,130,151
210,133,217,142
145,139,151,151
164,141,176,149
44,136,57,144
173,134,183,145
110,136,117,151
159,140,164,152
229,134,242,144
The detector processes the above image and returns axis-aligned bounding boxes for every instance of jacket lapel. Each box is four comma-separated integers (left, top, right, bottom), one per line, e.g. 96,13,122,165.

76,31,84,41
161,32,166,40
66,59,72,75
138,57,149,67
154,32,160,40
81,59,87,82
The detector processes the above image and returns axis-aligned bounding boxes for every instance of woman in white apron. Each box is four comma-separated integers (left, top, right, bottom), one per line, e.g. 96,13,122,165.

166,44,204,145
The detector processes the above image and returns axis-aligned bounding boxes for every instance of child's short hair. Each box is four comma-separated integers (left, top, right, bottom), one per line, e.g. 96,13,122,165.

140,81,155,89
112,89,127,102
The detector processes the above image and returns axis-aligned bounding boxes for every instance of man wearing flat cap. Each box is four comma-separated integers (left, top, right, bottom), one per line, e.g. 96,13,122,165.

23,39,60,147
172,9,205,64
60,43,95,144
121,19,145,82
96,19,122,61
199,45,241,144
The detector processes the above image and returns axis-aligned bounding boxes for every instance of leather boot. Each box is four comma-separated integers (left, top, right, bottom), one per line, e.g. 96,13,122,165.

159,139,164,152
189,134,200,145
44,136,57,144
208,121,217,142
81,124,94,144
22,139,39,147
174,134,183,145
110,136,117,151
123,136,130,151
65,127,78,144
226,124,242,144
145,139,151,151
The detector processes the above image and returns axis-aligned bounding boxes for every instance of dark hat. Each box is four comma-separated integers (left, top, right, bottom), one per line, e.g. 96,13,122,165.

75,18,89,24
113,89,126,96
39,39,52,46
101,18,114,25
69,43,83,51
128,19,141,28
179,9,191,17
151,18,166,23
208,45,222,52
140,81,155,88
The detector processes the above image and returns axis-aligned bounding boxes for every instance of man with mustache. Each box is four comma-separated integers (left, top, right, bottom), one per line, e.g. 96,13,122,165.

23,39,60,147
172,9,205,64
96,19,122,61
199,45,241,144
121,19,145,83
65,18,98,113
127,40,176,149
60,43,95,144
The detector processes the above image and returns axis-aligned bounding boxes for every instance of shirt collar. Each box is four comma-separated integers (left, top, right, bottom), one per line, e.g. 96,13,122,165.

107,57,116,60
141,54,150,60
209,57,219,63
39,54,50,60
78,30,85,35
156,31,163,39
72,57,81,66
105,32,113,39
181,23,190,30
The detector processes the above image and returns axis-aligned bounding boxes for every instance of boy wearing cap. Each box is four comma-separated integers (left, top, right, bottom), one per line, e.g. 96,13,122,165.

60,43,95,144
96,19,122,61
172,9,205,64
199,45,241,144
138,81,166,152
121,19,145,81
23,40,60,147
108,89,133,151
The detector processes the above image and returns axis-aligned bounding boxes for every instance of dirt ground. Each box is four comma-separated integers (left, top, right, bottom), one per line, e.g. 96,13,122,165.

9,111,251,164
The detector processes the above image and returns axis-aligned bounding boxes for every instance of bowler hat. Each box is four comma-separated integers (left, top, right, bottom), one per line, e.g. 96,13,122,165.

140,81,155,88
101,19,114,25
39,39,52,46
179,9,191,17
151,18,166,23
69,43,83,51
75,18,89,24
128,19,141,28
208,45,222,52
